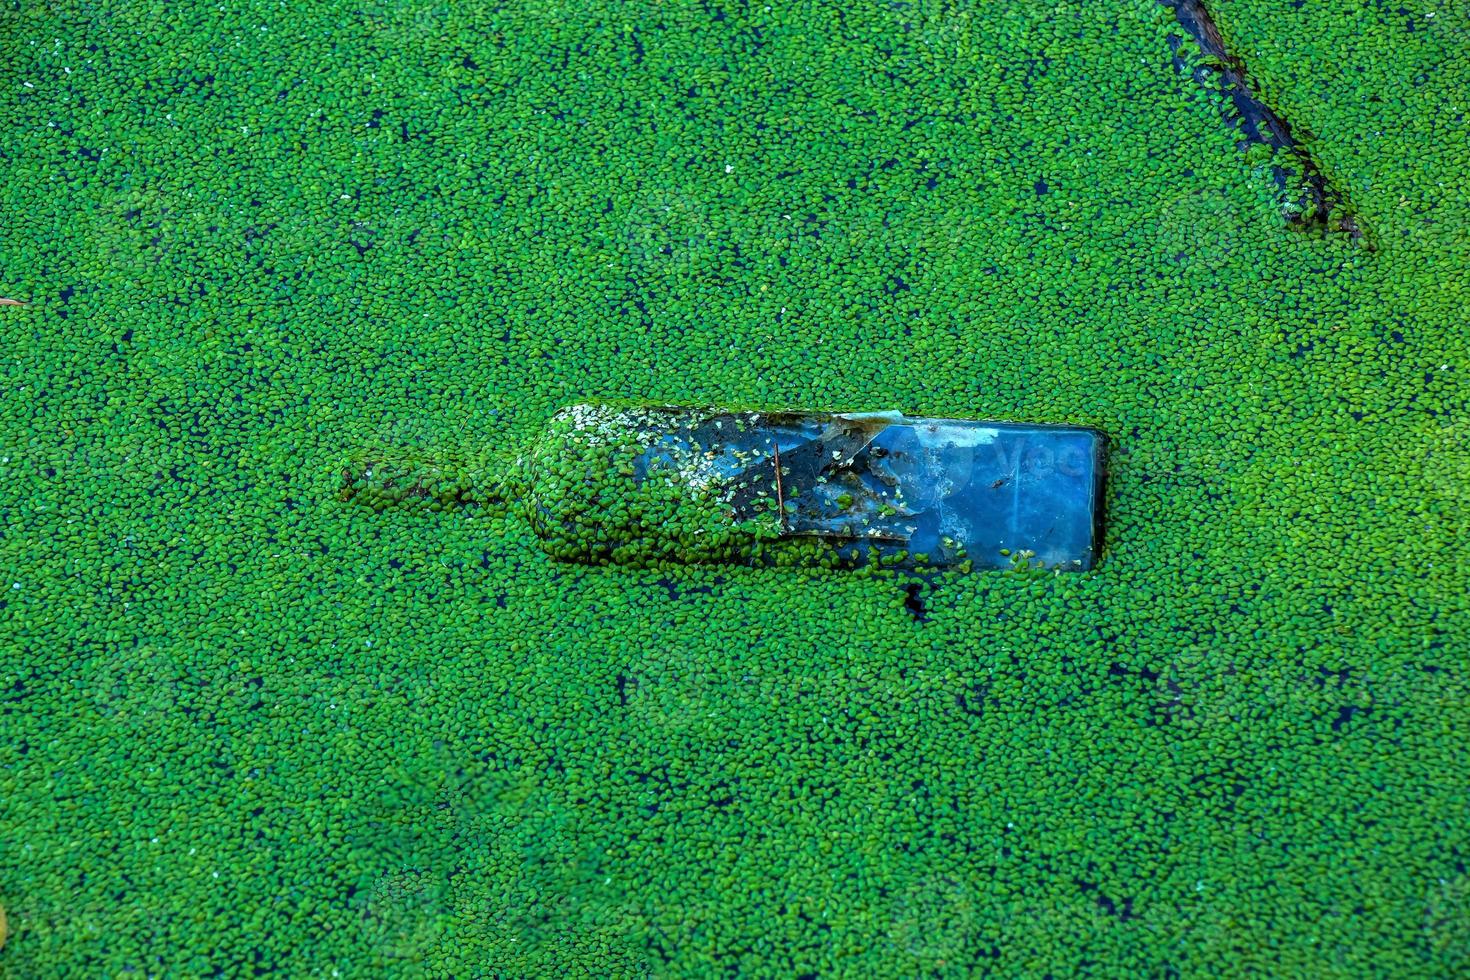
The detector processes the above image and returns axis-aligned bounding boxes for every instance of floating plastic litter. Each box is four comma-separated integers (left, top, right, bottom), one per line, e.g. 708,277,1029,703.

524,404,1105,571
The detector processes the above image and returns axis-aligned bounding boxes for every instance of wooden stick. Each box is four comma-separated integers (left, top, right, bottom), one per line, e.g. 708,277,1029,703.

772,441,786,534
1159,0,1362,240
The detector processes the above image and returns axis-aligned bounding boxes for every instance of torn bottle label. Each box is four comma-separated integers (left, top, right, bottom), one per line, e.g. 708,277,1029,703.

525,404,1105,571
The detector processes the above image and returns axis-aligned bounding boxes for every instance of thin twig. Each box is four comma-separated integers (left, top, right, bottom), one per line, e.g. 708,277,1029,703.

772,441,786,534
1158,0,1361,239
0,298,27,306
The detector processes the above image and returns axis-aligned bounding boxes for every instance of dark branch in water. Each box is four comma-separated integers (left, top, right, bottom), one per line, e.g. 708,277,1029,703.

1159,0,1363,241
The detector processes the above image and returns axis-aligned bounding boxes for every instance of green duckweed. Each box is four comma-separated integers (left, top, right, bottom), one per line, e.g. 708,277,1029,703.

0,0,1465,976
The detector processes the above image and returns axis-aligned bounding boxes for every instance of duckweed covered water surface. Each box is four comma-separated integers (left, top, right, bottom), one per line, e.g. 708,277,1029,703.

1,0,1467,975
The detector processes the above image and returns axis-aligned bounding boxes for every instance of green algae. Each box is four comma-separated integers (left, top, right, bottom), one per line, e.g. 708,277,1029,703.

0,0,1466,976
